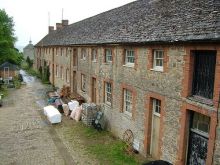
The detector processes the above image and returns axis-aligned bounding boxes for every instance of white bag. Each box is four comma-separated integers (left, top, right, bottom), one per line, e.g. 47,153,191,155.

68,100,79,111
43,105,62,124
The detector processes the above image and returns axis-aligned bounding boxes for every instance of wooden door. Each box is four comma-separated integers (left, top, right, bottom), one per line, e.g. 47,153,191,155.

92,78,96,103
4,67,9,78
187,112,210,165
150,99,161,159
192,50,216,99
151,114,160,158
72,71,77,92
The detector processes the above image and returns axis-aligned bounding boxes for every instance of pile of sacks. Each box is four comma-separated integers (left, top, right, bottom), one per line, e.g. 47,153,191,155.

62,100,82,122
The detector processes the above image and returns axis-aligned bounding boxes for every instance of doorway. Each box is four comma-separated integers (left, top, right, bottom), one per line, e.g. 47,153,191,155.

192,50,216,99
91,77,96,103
72,71,77,92
4,67,9,78
150,98,161,159
187,112,210,165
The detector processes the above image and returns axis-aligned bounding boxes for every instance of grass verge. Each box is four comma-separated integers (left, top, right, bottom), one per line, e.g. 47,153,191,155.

57,121,147,165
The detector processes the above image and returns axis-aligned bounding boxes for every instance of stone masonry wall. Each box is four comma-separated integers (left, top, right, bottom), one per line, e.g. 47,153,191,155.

36,44,220,164
73,45,186,164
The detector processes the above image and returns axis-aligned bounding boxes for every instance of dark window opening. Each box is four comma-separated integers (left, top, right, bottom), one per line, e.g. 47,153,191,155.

192,50,216,100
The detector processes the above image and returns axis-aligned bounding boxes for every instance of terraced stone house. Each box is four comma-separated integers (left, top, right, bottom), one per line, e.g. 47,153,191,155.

34,0,220,164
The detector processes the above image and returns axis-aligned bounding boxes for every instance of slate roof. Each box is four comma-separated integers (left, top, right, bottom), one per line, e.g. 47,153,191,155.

36,0,220,47
0,62,18,71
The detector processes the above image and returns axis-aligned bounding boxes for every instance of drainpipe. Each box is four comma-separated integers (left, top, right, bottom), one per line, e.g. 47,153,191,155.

213,92,220,164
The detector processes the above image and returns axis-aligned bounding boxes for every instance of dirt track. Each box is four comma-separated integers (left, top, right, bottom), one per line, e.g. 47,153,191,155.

0,73,98,165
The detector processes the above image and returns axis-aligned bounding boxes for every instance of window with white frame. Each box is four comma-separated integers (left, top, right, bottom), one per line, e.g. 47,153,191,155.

81,48,86,60
124,89,133,114
105,82,112,105
92,49,97,62
81,74,86,91
153,50,164,71
66,69,69,83
125,49,135,66
60,66,63,79
152,98,161,116
105,49,112,62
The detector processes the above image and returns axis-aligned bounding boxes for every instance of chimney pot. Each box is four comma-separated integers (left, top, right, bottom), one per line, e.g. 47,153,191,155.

62,20,69,26
48,26,54,33
56,23,63,30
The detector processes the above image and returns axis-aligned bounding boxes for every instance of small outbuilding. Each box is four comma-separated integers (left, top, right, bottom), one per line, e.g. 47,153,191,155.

0,62,19,79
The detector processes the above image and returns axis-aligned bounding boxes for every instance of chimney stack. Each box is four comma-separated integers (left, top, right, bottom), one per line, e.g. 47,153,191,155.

48,26,54,33
62,20,69,27
56,23,63,30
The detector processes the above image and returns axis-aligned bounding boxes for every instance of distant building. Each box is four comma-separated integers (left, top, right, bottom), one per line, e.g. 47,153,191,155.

23,40,34,60
0,62,18,79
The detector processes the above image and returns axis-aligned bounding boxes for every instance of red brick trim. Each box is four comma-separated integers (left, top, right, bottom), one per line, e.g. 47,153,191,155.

147,46,168,72
144,92,165,159
120,83,137,120
176,102,217,165
181,46,220,108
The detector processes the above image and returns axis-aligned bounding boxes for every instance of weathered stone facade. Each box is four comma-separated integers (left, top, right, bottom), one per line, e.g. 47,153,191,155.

34,0,220,164
35,44,220,164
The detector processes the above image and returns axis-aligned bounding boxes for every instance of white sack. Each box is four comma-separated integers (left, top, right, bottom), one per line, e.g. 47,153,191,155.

43,105,61,124
68,100,79,111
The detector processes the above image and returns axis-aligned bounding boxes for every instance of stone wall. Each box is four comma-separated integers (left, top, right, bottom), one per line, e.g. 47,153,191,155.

35,44,220,164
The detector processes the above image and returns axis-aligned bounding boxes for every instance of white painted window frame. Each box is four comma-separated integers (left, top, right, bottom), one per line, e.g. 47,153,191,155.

105,49,112,62
153,50,164,72
124,89,133,115
105,82,112,105
125,49,135,67
152,98,161,117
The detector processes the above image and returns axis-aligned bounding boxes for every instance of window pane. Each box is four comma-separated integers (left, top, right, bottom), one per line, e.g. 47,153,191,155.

126,50,135,64
124,89,132,113
153,50,164,68
192,113,210,133
106,49,112,62
153,99,161,114
106,82,112,104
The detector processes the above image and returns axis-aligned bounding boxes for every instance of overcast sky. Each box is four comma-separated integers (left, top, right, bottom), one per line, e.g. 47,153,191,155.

0,0,135,51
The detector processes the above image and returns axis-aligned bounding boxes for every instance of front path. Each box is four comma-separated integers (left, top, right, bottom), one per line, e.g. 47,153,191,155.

0,77,98,165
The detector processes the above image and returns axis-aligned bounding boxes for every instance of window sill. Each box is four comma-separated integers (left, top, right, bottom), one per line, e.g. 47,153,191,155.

92,60,97,63
187,95,213,106
153,112,161,117
124,111,132,117
150,68,163,72
103,62,112,65
123,63,134,68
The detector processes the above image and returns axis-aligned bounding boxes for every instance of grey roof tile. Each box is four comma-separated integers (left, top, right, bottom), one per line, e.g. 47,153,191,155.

36,0,220,47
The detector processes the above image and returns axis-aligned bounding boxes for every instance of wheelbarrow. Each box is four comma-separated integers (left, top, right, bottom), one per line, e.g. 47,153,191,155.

92,111,104,131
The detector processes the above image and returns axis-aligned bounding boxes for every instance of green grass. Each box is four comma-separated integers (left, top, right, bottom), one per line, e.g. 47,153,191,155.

0,85,8,97
59,122,143,165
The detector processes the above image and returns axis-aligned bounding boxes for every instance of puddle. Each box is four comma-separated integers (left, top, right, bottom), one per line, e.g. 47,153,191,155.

36,100,47,108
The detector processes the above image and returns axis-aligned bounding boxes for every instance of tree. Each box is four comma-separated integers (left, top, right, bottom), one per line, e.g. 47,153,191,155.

26,56,33,68
0,9,23,65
